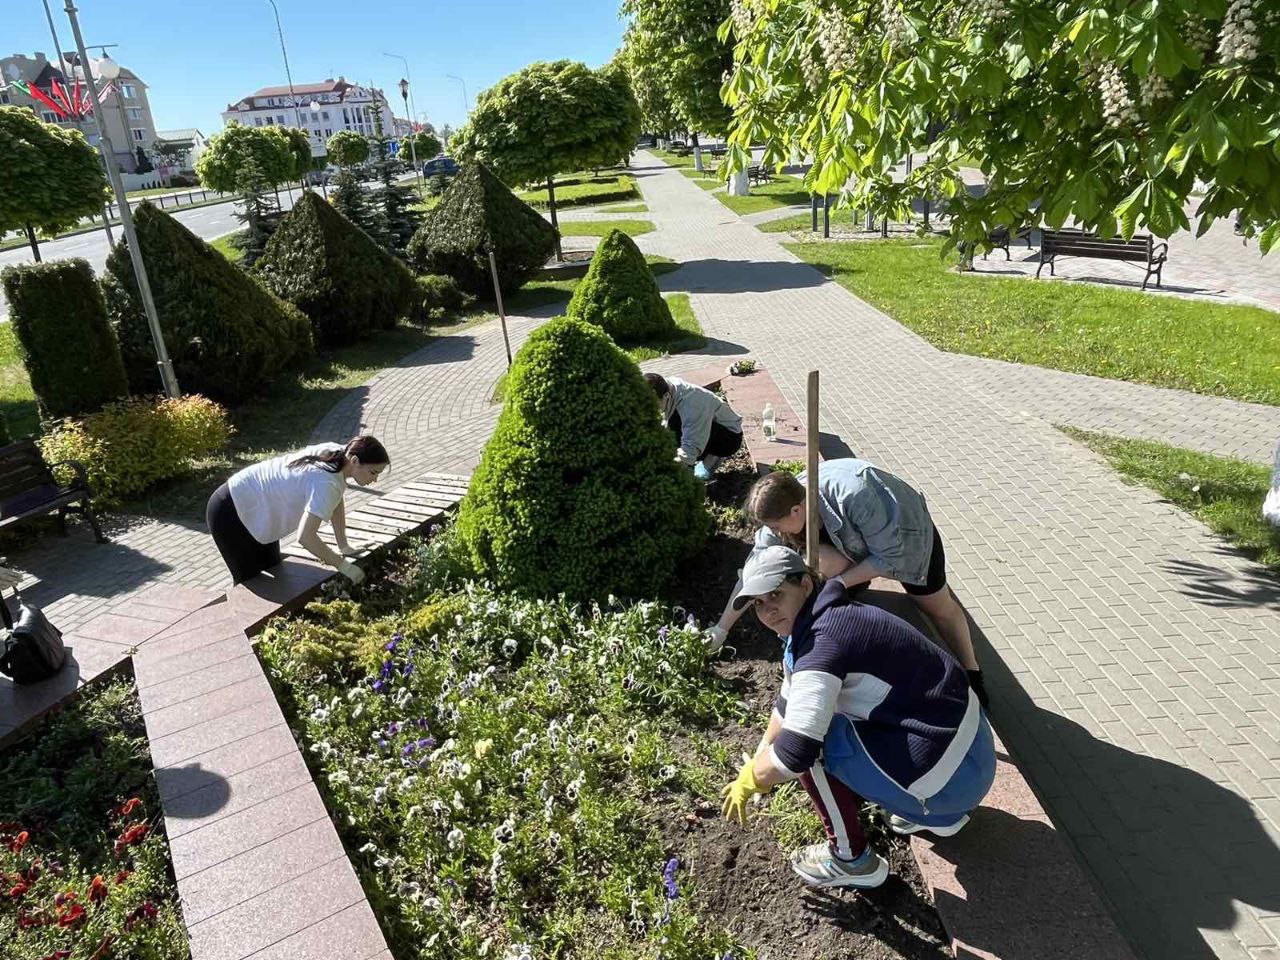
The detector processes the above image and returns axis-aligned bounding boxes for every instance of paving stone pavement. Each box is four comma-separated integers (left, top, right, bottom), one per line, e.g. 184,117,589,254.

621,152,1280,960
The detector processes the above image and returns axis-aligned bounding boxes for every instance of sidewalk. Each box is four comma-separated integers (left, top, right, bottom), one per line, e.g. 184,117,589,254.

628,152,1280,960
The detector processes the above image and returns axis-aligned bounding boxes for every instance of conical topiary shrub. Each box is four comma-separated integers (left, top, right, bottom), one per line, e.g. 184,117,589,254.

455,315,708,601
565,229,674,343
101,203,312,404
405,160,556,297
2,259,129,420
254,191,417,346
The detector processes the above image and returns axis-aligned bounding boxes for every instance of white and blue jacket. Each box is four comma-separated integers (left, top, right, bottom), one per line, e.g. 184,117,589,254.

771,580,983,805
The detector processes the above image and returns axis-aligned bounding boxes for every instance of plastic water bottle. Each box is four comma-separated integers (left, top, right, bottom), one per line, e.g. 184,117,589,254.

762,403,777,440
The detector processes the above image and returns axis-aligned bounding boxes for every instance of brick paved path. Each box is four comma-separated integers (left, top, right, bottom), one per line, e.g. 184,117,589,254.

624,153,1280,960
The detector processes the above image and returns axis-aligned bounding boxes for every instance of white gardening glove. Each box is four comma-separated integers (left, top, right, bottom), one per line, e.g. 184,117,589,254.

704,624,728,652
0,566,20,588
339,542,363,558
337,559,365,585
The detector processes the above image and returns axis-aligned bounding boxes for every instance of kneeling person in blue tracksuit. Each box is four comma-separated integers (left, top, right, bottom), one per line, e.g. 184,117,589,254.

720,546,996,890
644,374,744,480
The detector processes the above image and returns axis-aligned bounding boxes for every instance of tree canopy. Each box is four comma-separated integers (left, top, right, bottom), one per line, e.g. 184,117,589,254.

622,0,734,137
451,60,641,188
195,122,293,192
0,106,108,254
275,126,315,179
618,27,682,136
722,0,1280,251
401,130,442,162
326,129,370,168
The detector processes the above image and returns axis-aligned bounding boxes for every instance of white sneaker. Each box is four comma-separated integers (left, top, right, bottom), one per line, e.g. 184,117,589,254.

889,813,969,837
789,843,888,889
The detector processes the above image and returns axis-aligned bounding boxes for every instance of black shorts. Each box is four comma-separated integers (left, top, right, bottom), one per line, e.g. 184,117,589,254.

901,525,948,596
206,482,282,585
667,413,744,460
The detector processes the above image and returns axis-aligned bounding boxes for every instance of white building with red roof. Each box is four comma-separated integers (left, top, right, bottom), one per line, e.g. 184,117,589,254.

220,77,395,157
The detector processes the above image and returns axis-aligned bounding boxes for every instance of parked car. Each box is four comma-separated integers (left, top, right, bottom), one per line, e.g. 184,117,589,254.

422,155,460,179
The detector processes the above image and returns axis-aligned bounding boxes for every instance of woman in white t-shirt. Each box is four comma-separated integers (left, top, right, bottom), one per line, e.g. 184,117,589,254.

205,436,390,585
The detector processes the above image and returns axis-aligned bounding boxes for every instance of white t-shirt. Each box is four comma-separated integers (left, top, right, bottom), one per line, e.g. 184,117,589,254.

228,443,348,544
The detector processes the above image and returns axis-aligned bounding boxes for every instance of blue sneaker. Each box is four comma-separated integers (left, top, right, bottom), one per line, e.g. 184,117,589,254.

790,843,888,889
693,462,713,482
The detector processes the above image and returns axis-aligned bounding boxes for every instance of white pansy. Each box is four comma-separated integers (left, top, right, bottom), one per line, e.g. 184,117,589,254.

446,827,465,849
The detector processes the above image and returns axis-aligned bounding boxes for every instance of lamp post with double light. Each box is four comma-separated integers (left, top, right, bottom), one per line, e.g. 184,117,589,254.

62,0,179,398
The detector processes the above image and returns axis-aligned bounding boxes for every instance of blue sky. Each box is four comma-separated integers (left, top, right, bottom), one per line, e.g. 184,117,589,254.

8,0,626,137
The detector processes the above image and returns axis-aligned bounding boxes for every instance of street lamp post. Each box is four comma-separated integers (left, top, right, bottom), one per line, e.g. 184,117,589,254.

266,0,308,197
397,78,421,188
383,53,421,181
62,0,179,398
446,73,470,114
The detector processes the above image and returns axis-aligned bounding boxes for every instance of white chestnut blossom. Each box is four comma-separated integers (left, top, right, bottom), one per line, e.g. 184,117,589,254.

1218,0,1260,63
1097,62,1139,128
817,7,859,73
1138,72,1174,108
882,0,911,48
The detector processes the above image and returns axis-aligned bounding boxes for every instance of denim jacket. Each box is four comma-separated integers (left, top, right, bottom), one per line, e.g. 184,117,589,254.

755,458,936,585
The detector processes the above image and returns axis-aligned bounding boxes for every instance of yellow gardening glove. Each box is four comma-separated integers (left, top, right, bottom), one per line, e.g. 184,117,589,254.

720,753,763,825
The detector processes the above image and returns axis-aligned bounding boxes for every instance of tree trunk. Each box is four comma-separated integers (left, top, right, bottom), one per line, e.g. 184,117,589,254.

547,176,563,262
25,223,41,262
692,132,703,173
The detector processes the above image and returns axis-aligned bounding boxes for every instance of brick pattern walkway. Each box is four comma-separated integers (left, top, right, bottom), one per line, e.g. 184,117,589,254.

626,153,1280,960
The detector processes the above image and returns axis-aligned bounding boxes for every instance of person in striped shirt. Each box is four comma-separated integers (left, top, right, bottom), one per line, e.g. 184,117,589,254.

720,545,996,889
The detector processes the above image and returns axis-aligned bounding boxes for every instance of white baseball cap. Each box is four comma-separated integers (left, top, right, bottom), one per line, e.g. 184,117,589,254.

731,545,810,610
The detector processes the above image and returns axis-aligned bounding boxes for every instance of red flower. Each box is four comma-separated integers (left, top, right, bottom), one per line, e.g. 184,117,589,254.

112,823,149,857
7,881,29,900
116,798,143,817
57,902,86,927
17,909,51,929
124,900,158,930
8,830,29,853
114,870,132,884
89,874,109,905
39,951,71,960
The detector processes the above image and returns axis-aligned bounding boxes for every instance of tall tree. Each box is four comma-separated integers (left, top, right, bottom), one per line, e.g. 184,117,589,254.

618,29,681,139
368,109,420,255
452,60,642,259
0,106,108,261
400,130,443,165
232,151,281,268
195,122,293,193
722,0,1280,250
326,130,373,231
622,0,734,168
439,123,455,151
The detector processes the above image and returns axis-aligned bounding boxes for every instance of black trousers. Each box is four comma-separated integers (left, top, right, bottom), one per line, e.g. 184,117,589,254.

668,412,744,460
206,482,281,585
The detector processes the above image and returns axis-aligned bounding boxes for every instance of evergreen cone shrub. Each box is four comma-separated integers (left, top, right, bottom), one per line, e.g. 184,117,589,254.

255,191,417,345
565,229,674,343
456,315,708,601
100,203,313,404
1,259,129,421
406,161,556,297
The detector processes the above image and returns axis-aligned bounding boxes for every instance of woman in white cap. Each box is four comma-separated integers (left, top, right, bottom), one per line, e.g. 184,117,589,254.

720,545,996,889
205,436,389,585
705,460,986,704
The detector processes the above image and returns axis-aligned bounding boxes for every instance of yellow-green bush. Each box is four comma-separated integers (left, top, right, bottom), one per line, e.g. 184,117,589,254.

38,395,232,506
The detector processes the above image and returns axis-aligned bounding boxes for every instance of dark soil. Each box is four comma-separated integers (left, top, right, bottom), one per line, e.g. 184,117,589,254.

660,450,951,960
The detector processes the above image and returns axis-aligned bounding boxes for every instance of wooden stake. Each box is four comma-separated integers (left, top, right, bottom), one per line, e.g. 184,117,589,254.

488,249,514,368
805,370,820,570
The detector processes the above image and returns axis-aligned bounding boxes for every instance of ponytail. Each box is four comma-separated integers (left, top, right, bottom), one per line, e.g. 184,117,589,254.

288,435,389,474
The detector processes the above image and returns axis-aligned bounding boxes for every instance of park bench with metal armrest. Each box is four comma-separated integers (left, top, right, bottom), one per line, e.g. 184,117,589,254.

1037,228,1168,290
0,439,106,543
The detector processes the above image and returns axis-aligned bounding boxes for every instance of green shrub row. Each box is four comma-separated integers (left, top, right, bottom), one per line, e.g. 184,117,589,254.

565,229,674,343
38,395,232,506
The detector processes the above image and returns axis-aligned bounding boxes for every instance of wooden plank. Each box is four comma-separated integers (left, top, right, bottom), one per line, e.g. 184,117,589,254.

357,502,439,525
374,494,451,515
415,472,471,486
345,513,411,536
399,483,467,501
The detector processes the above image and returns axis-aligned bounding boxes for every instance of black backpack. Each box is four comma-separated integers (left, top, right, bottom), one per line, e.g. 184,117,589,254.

1,591,66,685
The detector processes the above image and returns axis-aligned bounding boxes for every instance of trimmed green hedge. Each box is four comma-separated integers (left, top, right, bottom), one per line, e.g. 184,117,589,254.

406,161,556,297
456,315,707,601
410,273,469,323
255,191,416,346
566,229,675,343
0,259,129,421
101,203,313,404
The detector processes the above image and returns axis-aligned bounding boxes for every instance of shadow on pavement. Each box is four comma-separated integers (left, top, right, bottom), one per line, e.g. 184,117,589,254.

1162,550,1280,612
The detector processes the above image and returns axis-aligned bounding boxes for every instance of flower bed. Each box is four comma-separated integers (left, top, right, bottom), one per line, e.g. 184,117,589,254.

259,452,950,959
0,676,188,960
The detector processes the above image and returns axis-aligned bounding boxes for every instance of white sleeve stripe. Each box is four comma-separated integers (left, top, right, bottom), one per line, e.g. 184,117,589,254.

779,671,842,742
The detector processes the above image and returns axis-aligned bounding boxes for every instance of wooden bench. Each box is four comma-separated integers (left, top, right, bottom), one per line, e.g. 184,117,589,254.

984,224,1033,260
1037,228,1168,290
0,439,106,543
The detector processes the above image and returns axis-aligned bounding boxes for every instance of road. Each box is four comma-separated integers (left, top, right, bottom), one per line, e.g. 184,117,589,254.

0,188,306,320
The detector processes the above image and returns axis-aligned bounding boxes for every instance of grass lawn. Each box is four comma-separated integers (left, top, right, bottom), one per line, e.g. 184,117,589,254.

601,202,648,213
786,235,1280,406
1065,428,1280,571
758,211,835,233
715,174,811,216
517,172,639,209
209,230,246,265
557,219,654,238
0,322,36,440
652,148,696,169
125,185,187,199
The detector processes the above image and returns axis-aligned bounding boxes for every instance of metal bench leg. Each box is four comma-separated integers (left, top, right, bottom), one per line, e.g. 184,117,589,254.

57,508,68,537
82,500,107,543
1035,254,1048,279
